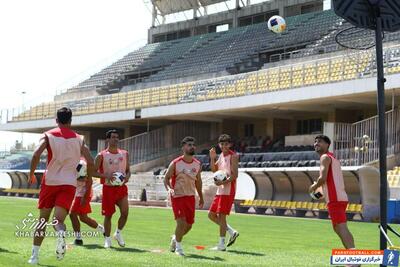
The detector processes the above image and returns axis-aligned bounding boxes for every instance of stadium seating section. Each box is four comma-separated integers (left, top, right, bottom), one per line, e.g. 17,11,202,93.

9,9,400,122
195,151,319,171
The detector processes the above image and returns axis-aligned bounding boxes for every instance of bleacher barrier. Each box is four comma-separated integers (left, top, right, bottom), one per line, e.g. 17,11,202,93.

331,108,400,166
0,170,44,197
234,166,380,222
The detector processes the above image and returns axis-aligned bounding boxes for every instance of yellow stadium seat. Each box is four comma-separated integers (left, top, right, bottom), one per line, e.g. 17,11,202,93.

318,202,327,210
355,204,363,213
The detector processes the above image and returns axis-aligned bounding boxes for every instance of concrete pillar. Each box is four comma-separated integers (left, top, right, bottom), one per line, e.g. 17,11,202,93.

266,118,274,139
279,5,285,17
123,126,131,139
233,0,239,28
193,7,198,19
152,4,157,27
327,109,336,122
323,0,332,10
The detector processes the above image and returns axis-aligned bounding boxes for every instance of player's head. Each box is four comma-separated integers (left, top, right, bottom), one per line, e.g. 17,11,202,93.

314,135,331,154
181,136,196,156
106,129,119,147
218,134,232,153
56,107,72,126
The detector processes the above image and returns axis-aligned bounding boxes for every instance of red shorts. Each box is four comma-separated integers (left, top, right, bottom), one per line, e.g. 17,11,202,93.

171,196,195,225
38,184,76,211
70,196,92,215
209,195,234,215
102,185,128,216
327,201,348,227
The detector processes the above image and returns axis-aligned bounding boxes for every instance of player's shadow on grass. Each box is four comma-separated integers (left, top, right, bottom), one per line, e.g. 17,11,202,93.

227,250,265,256
82,244,146,253
82,244,104,250
0,247,18,254
110,247,147,253
186,254,224,261
37,264,56,267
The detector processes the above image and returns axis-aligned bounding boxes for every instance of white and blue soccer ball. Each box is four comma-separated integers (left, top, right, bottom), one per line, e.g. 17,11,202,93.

213,170,228,182
111,172,125,186
310,183,324,200
76,160,87,179
268,15,287,34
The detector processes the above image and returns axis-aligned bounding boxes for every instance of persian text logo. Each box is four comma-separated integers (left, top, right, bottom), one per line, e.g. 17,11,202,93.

15,212,58,231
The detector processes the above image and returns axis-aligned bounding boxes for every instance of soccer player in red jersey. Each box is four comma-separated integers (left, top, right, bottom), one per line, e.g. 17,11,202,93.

28,107,94,264
164,136,204,256
309,135,356,250
94,129,131,248
208,134,239,251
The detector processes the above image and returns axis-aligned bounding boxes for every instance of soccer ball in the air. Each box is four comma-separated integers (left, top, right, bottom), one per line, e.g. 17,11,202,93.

111,172,125,186
268,15,286,34
213,170,228,182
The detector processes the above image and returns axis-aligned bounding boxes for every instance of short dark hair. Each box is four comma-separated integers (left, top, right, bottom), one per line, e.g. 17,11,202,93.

181,136,196,145
218,134,231,143
56,107,72,124
106,129,119,139
315,135,331,146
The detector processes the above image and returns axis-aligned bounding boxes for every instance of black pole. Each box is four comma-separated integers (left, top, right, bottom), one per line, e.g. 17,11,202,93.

375,8,388,254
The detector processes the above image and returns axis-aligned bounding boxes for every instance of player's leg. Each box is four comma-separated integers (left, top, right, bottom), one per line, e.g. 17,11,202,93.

116,196,129,230
334,223,355,249
28,208,52,264
103,215,112,248
70,212,83,245
53,205,70,260
174,218,188,256
182,223,192,236
102,185,116,248
79,214,98,229
329,202,354,249
210,213,227,251
70,212,81,233
224,197,239,247
208,211,220,225
113,195,129,247
33,208,52,246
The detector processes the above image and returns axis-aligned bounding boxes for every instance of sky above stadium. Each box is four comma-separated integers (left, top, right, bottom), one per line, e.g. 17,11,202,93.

0,0,149,150
0,0,331,151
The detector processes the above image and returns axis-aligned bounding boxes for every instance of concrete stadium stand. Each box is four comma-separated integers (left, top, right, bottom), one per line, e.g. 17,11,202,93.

235,166,379,222
0,170,44,197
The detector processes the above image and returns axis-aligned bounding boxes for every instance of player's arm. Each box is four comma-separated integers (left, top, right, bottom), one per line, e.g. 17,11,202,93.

81,140,94,179
216,153,239,186
28,136,47,184
209,147,219,172
123,152,131,184
195,168,204,208
163,162,175,196
93,154,107,179
309,154,331,193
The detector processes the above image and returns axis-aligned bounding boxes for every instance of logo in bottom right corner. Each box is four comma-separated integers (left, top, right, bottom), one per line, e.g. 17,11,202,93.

383,249,400,267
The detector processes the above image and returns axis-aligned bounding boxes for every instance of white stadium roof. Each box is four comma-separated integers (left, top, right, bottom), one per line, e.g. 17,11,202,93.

152,0,227,15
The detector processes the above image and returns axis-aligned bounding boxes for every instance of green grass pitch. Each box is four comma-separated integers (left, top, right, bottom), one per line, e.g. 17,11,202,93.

0,197,381,266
